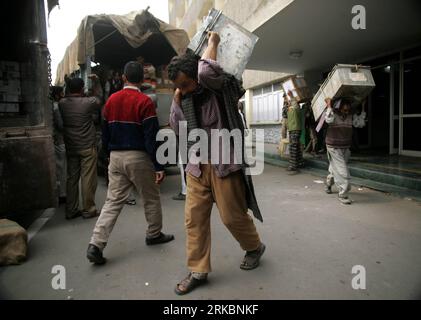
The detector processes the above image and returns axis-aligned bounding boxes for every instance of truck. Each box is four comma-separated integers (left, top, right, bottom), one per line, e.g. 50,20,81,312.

54,9,189,127
0,0,58,216
0,3,188,217
54,9,189,174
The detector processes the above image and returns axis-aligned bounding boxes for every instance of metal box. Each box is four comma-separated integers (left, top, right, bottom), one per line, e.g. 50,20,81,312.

311,64,375,120
188,8,259,80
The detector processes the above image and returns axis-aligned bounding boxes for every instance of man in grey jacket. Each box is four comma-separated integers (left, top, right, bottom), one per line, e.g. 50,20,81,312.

59,77,101,219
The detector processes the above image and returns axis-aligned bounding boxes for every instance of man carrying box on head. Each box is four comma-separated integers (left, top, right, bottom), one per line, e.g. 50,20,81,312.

324,97,366,205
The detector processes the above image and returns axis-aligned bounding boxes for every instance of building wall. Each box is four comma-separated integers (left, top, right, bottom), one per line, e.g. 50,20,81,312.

219,0,294,33
242,69,290,90
168,0,216,38
250,123,282,144
169,0,295,35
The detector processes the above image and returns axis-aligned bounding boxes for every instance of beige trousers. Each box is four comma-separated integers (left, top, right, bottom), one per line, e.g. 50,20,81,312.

90,150,163,250
185,164,261,273
66,146,98,215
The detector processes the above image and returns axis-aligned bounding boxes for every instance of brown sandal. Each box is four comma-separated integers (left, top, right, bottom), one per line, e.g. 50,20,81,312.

174,273,208,295
240,243,266,270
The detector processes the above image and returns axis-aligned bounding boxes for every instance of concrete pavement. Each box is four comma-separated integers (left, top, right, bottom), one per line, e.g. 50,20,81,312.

1,164,421,300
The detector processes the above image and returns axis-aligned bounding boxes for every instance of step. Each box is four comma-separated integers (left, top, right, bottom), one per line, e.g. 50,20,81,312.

304,157,421,192
261,152,421,202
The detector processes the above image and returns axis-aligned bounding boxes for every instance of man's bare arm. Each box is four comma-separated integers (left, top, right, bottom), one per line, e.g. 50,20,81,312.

201,31,220,61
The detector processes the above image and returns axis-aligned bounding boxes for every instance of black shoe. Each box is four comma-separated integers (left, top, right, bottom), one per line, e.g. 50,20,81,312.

65,211,82,220
87,244,107,265
145,232,175,246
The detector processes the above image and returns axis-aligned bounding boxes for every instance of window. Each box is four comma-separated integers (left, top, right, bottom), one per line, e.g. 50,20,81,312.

252,83,283,123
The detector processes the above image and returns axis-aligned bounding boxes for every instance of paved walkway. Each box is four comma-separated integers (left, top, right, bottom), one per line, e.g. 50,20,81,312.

1,165,421,300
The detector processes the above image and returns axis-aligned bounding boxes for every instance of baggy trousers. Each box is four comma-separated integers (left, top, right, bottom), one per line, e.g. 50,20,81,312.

66,146,98,215
288,130,302,170
185,164,261,273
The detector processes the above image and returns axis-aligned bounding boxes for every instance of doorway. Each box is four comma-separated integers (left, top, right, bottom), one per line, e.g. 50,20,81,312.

359,66,392,154
401,57,421,157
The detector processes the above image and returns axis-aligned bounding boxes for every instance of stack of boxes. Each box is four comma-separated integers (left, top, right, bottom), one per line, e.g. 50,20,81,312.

0,61,21,114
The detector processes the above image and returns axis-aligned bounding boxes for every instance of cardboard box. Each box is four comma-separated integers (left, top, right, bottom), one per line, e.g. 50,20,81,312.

0,61,20,73
0,92,21,102
0,103,20,113
0,70,21,81
0,80,21,94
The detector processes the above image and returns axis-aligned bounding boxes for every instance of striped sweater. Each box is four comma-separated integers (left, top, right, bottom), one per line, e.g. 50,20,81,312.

325,108,353,148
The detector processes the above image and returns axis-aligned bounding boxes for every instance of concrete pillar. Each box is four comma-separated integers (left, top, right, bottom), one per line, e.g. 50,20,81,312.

168,0,175,25
178,0,186,19
244,89,253,128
